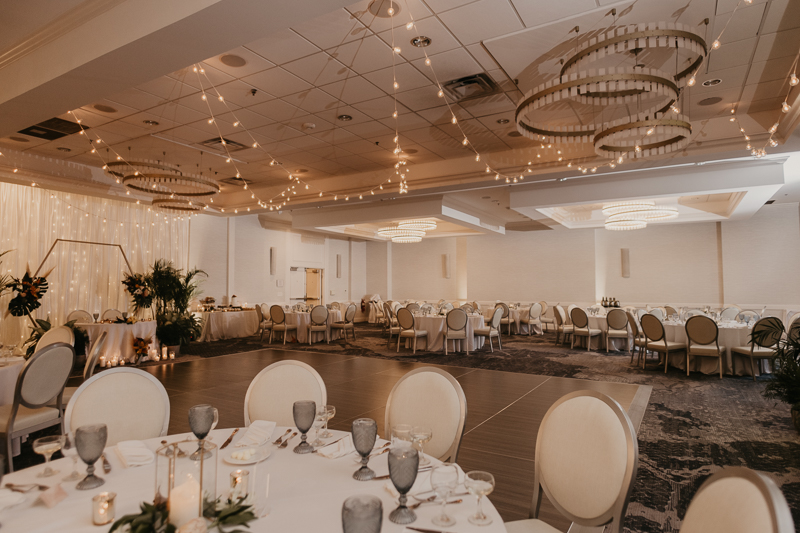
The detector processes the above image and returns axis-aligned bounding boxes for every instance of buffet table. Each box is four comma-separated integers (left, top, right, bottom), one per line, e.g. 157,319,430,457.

0,427,505,533
76,321,157,364
197,310,259,342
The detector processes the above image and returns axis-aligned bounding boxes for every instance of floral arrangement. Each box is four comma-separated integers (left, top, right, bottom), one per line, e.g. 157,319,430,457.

110,497,255,533
133,336,151,360
122,272,154,312
113,316,137,324
7,268,52,318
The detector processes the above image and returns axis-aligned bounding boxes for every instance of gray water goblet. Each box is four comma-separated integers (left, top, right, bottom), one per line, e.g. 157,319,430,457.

351,418,378,481
292,400,316,454
188,404,218,460
342,494,383,533
388,446,419,524
75,424,108,490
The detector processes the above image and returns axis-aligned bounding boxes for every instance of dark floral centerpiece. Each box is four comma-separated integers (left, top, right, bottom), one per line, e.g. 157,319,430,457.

133,336,152,364
122,272,154,316
6,267,53,323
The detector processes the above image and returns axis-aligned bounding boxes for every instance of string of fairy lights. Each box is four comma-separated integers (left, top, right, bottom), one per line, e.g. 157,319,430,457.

0,0,798,213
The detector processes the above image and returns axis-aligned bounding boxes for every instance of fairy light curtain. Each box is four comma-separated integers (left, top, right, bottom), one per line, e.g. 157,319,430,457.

0,181,188,346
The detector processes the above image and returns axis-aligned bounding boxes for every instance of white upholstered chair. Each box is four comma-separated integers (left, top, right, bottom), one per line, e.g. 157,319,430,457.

443,308,469,355
539,302,555,332
636,308,648,322
406,302,421,313
664,305,678,318
640,314,686,372
553,306,573,346
307,305,329,345
60,331,108,409
570,307,602,351
474,306,503,352
679,467,794,533
255,304,272,341
496,302,513,335
648,308,665,321
64,367,169,447
384,302,401,345
66,309,93,323
505,390,638,533
685,315,726,379
396,307,428,354
566,304,577,325
460,303,474,314
37,325,75,350
385,367,467,462
605,308,630,353
731,317,782,381
331,304,357,342
269,305,297,344
101,308,124,321
1,343,75,472
244,360,327,427
627,311,647,366
330,302,340,310
441,302,454,312
720,306,741,320
522,302,543,336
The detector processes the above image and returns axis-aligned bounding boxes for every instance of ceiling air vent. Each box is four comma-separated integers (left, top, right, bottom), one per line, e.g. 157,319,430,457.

442,73,501,102
18,117,86,140
219,176,253,187
198,137,249,153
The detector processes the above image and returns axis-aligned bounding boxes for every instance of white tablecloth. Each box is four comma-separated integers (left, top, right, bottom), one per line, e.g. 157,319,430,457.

586,316,634,351
1,427,505,533
198,310,259,342
403,314,486,352
284,310,342,343
77,321,158,364
663,322,756,375
0,357,24,406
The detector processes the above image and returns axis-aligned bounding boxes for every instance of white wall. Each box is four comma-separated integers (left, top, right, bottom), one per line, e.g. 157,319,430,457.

392,237,459,301
188,214,228,301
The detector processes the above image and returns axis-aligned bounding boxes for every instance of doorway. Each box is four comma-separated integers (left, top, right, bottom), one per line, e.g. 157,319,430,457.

289,267,323,306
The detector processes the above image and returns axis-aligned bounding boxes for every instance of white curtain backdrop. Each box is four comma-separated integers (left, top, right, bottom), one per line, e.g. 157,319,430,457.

0,181,189,347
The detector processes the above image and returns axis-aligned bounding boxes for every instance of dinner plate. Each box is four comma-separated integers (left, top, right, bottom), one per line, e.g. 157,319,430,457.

223,447,271,465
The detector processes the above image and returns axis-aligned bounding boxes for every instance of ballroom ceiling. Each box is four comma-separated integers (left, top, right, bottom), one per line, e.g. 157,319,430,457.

0,0,799,232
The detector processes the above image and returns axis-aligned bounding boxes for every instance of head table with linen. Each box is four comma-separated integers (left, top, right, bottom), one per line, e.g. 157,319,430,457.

284,309,343,343
0,426,505,533
196,309,260,342
77,321,158,364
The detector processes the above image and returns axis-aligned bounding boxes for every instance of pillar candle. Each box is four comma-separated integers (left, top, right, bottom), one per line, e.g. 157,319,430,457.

168,476,201,528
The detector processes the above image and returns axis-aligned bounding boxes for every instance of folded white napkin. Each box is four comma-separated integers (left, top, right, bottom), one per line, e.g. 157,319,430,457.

236,420,276,447
115,440,155,468
316,435,355,459
0,489,25,510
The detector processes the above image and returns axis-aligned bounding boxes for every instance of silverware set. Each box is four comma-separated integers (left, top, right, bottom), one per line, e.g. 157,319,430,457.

278,432,298,449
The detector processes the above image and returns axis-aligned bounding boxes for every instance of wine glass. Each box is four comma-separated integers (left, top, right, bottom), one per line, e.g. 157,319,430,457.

411,426,433,466
188,404,218,460
62,432,82,481
430,463,459,527
465,471,495,526
342,494,383,533
93,312,99,323
75,424,108,490
292,400,316,454
310,408,327,447
391,424,413,448
320,405,335,439
351,418,378,481
33,435,65,478
387,446,419,524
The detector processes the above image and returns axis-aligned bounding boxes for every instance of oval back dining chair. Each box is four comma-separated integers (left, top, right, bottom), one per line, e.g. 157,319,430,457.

307,305,329,345
640,314,686,373
496,302,512,335
269,305,297,344
472,301,481,312
460,303,474,314
331,304,357,343
605,309,630,353
627,311,647,366
570,307,601,351
60,331,109,410
255,304,272,341
720,306,741,320
1,343,75,472
37,325,75,351
65,367,169,447
474,306,503,352
553,306,573,346
504,390,638,533
330,302,340,310
680,467,794,533
685,315,725,379
244,360,327,427
664,305,678,318
539,301,555,332
396,307,428,354
522,302,543,336
385,367,467,463
101,309,123,321
731,316,783,381
648,308,665,321
66,309,93,323
788,320,800,345
406,302,420,313
443,308,469,355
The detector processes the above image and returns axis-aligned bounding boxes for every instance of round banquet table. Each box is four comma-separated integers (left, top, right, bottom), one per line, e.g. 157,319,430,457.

663,321,758,376
0,427,506,533
284,309,342,343
481,307,543,335
197,310,259,342
76,321,157,364
402,313,486,352
586,315,634,351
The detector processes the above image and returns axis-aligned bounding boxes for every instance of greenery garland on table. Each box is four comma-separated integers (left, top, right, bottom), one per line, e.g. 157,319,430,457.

109,497,256,533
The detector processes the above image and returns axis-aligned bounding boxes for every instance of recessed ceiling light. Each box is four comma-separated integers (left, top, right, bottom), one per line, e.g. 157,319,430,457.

337,114,353,121
508,131,522,137
698,97,723,106
9,136,29,143
496,118,510,124
294,169,308,174
219,54,247,68
142,120,160,126
368,0,400,18
411,36,431,48
56,147,71,152
93,104,117,113
702,78,722,87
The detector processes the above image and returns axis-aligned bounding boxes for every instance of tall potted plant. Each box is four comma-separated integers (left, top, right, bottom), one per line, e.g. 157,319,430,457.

149,260,204,354
757,320,800,433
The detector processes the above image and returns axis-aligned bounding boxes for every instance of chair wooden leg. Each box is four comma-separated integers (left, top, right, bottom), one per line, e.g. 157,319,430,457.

498,332,502,350
397,336,401,352
719,355,723,379
269,330,274,344
686,352,690,376
571,333,575,349
413,337,417,355
488,336,493,352
664,350,669,373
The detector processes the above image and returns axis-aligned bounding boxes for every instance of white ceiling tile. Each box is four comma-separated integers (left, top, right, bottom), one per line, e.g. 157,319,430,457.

438,0,524,45
336,138,385,154
186,117,241,138
245,30,321,65
345,119,399,138
694,65,750,91
175,92,239,116
740,78,786,103
0,135,51,150
353,95,412,119
248,99,304,123
292,8,373,50
241,68,313,98
328,35,396,73
215,80,275,108
416,106,472,125
466,44,500,71
458,93,515,117
320,76,386,104
141,102,208,125
63,108,111,129
712,3,766,44
201,47,274,78
511,0,595,29
346,0,433,33
314,105,374,125
394,86,444,111
380,112,431,130
423,0,481,14
752,29,800,62
169,65,233,90
283,135,331,151
311,128,360,144
376,17,461,61
105,89,164,111
707,37,757,71
745,55,797,85
136,77,198,101
283,113,336,133
410,48,484,82
160,125,212,144
688,87,742,120
475,111,515,130
283,88,342,114
283,53,353,86
362,63,433,93
761,0,800,33
716,0,767,16
251,122,306,141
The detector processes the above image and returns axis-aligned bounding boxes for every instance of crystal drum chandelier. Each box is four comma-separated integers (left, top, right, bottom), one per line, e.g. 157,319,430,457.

602,201,678,231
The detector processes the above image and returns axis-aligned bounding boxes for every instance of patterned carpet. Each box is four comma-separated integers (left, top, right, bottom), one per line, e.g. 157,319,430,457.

172,323,800,532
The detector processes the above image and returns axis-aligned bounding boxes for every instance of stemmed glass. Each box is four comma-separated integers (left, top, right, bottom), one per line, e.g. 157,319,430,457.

92,313,99,323
387,446,419,524
351,418,378,480
320,405,335,439
62,433,82,481
33,435,65,478
292,400,316,454
411,426,433,466
75,424,108,490
465,471,495,526
310,408,327,447
430,463,459,527
392,424,413,448
342,494,383,533
188,404,218,460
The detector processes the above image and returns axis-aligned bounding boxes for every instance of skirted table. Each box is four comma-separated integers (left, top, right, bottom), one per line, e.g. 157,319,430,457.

77,321,158,364
197,309,259,342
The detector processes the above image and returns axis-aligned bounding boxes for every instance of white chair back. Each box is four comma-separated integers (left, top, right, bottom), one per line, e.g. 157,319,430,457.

344,304,357,323
270,305,287,325
84,331,108,381
680,467,794,533
446,308,467,331
101,309,123,321
396,307,415,330
636,308,647,322
529,302,543,319
532,390,637,533
66,310,93,323
385,367,467,462
37,326,75,350
406,303,421,313
244,360,326,426
65,368,169,447
720,307,741,320
310,305,328,325
649,308,665,321
16,343,75,409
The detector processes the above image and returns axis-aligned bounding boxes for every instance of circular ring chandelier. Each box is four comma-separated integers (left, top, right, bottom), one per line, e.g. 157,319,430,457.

605,219,648,231
594,116,692,159
397,219,437,231
602,201,678,231
377,226,426,243
152,198,207,214
104,160,220,198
